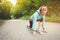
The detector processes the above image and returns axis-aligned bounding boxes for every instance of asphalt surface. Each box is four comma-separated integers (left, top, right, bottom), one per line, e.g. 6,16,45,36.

0,20,60,40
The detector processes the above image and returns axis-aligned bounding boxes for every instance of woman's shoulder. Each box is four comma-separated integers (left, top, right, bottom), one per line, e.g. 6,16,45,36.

31,9,40,17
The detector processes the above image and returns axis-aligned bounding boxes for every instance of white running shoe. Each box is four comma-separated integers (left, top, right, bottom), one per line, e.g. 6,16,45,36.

39,30,45,34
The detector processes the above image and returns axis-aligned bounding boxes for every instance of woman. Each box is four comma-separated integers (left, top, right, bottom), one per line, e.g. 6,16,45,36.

28,6,48,35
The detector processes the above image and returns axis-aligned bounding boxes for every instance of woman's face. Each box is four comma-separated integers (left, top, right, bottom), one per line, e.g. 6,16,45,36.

41,7,47,15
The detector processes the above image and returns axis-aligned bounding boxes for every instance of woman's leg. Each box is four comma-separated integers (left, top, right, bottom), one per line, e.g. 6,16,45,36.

38,21,41,30
29,20,33,28
37,19,42,30
37,19,45,34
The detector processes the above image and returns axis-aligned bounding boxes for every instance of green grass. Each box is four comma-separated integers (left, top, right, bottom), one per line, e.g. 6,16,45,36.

20,16,60,23
0,15,60,23
20,16,30,20
46,16,60,23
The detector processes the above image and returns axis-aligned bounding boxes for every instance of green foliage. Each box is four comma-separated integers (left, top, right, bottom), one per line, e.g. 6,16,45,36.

0,1,12,19
0,0,60,22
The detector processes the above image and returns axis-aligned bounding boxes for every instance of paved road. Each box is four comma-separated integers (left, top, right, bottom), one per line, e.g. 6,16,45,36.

0,20,60,40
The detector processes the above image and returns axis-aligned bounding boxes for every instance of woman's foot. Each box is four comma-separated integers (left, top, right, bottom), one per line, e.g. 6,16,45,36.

39,30,45,34
38,29,45,34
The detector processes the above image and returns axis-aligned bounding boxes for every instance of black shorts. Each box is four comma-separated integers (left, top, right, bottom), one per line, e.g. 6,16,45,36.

29,18,43,28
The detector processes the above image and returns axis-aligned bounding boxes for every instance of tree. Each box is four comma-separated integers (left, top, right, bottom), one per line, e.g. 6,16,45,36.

0,1,12,19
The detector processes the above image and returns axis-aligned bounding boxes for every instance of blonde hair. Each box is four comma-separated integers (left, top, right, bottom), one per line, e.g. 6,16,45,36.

39,6,47,11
